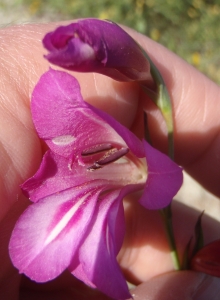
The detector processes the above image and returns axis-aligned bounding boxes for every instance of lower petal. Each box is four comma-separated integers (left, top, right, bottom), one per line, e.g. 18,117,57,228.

9,185,102,282
71,190,130,300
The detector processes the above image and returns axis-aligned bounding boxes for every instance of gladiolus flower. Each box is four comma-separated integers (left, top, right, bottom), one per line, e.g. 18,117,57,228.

43,19,151,83
191,240,220,278
9,69,182,299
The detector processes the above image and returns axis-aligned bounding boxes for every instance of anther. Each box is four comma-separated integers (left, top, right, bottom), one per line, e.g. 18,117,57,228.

81,143,113,156
87,147,129,171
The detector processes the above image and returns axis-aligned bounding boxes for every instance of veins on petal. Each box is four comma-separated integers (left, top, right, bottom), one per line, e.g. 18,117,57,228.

44,192,89,246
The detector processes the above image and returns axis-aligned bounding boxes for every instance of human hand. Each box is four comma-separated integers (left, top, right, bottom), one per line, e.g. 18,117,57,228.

0,22,219,299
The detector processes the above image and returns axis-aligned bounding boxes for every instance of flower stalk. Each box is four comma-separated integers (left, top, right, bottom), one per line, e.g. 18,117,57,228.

141,49,174,160
160,205,181,270
141,47,180,270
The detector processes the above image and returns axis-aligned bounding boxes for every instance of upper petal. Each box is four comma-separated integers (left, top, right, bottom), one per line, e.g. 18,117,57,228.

139,140,183,209
89,103,145,157
31,69,144,159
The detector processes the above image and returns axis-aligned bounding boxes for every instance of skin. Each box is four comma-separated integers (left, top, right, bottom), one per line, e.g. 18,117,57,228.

0,22,220,299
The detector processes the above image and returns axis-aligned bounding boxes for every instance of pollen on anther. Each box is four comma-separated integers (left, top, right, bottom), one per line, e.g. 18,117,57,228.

87,147,129,171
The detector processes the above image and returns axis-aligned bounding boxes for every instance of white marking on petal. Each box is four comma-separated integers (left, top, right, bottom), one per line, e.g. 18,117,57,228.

52,135,76,146
80,43,95,60
44,194,88,246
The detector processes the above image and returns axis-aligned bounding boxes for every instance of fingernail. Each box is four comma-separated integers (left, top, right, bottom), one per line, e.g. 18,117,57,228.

192,274,220,300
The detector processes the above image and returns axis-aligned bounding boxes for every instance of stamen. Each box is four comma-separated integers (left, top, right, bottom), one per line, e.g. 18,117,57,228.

81,143,113,156
87,163,102,171
97,148,129,165
87,147,129,171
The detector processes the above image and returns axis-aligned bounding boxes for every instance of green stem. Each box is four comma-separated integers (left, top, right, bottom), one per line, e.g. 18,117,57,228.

160,205,181,270
140,46,180,269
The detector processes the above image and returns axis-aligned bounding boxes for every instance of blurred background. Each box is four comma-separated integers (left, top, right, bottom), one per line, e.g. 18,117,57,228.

0,0,220,220
1,0,220,84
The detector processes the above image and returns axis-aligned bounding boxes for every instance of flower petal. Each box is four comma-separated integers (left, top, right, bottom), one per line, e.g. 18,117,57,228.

9,185,103,282
70,190,130,299
89,103,145,157
139,140,183,209
21,150,143,203
191,239,220,277
43,19,151,82
31,69,126,158
21,150,94,202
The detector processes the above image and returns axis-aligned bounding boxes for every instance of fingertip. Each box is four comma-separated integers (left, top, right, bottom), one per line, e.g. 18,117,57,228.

129,271,220,300
124,27,220,196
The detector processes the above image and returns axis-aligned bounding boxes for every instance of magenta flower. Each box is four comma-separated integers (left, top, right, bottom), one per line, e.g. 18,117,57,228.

191,240,220,277
9,69,182,299
43,19,151,82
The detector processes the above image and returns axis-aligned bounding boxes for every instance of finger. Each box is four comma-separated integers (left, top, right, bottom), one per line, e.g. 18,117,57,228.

0,23,140,220
2,22,220,209
0,195,27,300
126,27,220,197
118,197,220,284
1,21,219,290
2,21,220,217
129,271,220,300
0,23,142,297
0,23,139,127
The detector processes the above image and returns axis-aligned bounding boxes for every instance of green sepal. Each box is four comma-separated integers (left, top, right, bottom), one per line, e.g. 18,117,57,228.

182,211,204,270
141,49,174,159
192,211,204,257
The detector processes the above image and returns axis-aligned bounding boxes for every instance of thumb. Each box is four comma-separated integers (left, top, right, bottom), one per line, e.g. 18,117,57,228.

129,271,220,300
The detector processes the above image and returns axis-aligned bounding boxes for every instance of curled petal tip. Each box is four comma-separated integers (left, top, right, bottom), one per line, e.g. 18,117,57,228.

43,19,151,82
